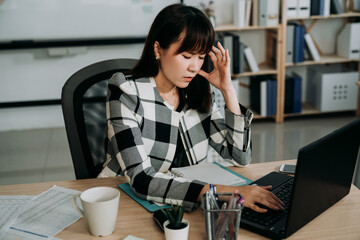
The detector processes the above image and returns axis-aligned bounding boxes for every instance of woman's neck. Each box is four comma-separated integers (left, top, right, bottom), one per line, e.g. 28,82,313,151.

154,75,179,109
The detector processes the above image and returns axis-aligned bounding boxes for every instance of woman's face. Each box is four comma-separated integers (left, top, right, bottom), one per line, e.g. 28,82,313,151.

155,39,206,88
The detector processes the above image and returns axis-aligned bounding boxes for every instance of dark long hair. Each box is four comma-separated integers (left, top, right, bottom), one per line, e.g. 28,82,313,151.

129,3,215,113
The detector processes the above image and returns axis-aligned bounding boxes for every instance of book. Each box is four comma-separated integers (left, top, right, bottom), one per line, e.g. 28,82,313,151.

169,162,252,186
244,46,259,72
304,33,320,61
234,0,246,27
293,24,305,63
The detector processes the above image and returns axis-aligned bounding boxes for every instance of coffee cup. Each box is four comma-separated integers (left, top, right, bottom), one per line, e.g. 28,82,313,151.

72,186,120,236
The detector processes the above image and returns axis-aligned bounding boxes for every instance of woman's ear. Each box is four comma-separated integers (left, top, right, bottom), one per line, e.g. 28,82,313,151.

154,41,161,60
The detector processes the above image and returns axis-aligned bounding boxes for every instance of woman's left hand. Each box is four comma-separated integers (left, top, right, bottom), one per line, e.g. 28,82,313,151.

198,41,233,92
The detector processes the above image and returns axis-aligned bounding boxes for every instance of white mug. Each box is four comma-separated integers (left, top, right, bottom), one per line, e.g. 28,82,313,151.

72,186,120,237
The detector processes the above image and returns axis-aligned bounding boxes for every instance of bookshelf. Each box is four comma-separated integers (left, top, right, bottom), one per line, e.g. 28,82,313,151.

279,0,360,123
214,23,283,121
211,0,359,123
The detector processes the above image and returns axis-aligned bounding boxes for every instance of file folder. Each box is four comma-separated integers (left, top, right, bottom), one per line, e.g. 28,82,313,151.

259,0,279,26
297,0,310,18
286,0,298,18
286,24,295,63
337,23,360,60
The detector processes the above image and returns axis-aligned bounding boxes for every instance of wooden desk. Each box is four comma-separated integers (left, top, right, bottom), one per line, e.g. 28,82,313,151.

1,160,359,240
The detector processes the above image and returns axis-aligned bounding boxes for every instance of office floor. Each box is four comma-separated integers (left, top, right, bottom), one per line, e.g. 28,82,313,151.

0,114,357,186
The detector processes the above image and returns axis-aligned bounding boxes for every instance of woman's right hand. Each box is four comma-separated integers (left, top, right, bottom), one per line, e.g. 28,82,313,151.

198,184,285,213
236,185,285,213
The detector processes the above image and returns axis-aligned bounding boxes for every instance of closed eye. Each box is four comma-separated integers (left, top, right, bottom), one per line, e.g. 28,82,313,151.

182,55,191,59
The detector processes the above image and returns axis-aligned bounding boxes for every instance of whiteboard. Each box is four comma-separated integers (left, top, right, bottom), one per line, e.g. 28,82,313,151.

0,0,178,42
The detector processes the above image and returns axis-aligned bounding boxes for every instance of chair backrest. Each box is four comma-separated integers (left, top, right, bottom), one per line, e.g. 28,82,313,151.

61,58,138,179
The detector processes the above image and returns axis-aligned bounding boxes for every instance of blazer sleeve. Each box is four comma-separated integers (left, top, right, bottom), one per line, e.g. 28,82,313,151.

208,101,253,167
98,73,204,211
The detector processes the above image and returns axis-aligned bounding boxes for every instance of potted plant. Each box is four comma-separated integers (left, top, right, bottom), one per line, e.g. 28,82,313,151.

161,203,189,240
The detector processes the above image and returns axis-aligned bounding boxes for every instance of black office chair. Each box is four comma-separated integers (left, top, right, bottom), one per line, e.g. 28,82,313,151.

61,58,138,179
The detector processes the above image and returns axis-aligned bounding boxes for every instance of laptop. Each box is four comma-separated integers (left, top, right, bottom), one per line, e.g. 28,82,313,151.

240,118,360,239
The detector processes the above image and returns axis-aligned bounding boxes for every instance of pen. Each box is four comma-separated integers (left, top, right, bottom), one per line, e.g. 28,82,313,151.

205,191,213,240
227,190,238,238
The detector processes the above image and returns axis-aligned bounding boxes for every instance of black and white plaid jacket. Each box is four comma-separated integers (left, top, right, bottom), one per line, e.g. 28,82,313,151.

98,73,253,210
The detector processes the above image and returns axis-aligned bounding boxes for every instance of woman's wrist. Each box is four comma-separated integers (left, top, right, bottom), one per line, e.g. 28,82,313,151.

221,87,241,115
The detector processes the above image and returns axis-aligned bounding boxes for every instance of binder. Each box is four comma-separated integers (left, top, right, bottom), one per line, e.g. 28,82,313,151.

286,0,298,18
260,80,267,116
330,0,344,14
337,23,360,60
323,0,331,16
292,72,302,113
222,35,234,73
269,79,277,116
285,75,295,113
285,73,302,113
266,79,273,116
311,0,324,15
234,0,246,27
232,34,241,74
293,24,305,63
258,0,279,26
239,41,245,73
304,33,320,61
250,76,262,114
286,24,295,63
297,0,310,18
244,46,259,72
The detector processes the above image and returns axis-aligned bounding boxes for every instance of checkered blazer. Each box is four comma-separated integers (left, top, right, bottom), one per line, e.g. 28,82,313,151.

98,73,253,210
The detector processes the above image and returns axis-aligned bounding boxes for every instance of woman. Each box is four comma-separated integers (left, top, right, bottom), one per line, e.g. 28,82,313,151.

99,3,284,213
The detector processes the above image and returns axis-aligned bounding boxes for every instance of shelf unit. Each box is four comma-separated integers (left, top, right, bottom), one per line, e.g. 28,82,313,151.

214,23,283,121
214,1,360,123
280,1,360,123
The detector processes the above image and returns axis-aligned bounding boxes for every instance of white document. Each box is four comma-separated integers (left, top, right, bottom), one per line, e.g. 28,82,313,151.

6,185,81,239
0,195,34,239
170,162,246,186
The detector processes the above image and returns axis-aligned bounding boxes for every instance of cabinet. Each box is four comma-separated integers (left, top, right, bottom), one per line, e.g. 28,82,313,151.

214,0,360,123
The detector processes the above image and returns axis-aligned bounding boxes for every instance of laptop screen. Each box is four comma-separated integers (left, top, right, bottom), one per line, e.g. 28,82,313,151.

284,118,360,237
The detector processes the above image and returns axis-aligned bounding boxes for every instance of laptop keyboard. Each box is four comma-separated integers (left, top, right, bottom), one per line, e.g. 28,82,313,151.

241,178,294,228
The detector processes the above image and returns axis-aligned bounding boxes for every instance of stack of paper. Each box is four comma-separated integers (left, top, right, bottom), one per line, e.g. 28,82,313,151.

0,186,82,240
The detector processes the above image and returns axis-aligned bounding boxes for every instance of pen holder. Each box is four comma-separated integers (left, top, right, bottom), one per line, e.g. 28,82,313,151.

201,193,243,240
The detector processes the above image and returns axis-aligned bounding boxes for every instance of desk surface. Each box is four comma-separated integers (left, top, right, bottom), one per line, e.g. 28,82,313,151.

1,159,359,240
